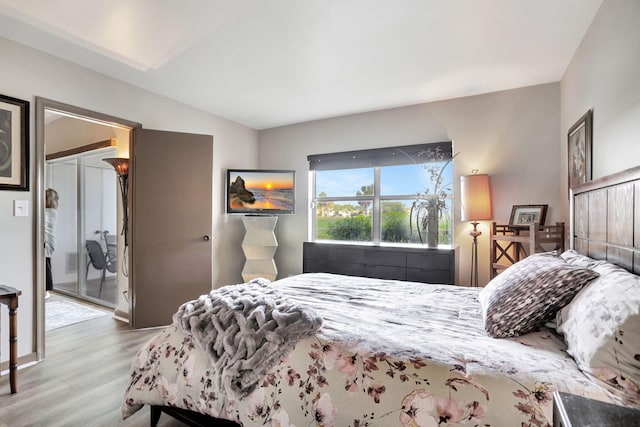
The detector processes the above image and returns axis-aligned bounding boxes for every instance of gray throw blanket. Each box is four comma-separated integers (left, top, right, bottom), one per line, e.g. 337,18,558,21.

173,278,323,398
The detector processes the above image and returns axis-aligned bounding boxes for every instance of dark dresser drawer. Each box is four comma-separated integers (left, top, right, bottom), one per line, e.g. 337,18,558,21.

337,246,405,267
360,264,406,281
406,251,454,284
303,242,456,284
406,267,451,284
406,252,451,270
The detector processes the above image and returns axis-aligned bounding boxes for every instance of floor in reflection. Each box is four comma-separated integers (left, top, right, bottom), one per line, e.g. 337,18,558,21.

54,277,117,307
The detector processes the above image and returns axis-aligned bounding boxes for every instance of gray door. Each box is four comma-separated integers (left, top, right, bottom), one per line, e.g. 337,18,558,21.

130,129,213,329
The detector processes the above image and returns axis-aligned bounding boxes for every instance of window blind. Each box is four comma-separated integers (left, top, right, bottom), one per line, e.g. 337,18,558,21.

307,141,452,171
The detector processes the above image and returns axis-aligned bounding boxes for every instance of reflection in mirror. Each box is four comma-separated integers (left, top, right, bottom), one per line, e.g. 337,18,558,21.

44,109,130,309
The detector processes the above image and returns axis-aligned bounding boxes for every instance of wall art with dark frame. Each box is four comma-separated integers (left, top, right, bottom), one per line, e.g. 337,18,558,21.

0,94,29,191
509,204,548,228
567,109,593,192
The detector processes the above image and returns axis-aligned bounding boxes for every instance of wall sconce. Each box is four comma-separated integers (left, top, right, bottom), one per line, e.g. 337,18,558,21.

460,171,492,287
103,158,129,247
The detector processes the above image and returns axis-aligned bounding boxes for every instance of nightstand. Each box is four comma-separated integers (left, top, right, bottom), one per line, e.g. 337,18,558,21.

553,391,640,426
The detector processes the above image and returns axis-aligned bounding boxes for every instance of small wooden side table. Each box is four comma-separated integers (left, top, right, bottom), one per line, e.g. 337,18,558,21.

0,285,21,394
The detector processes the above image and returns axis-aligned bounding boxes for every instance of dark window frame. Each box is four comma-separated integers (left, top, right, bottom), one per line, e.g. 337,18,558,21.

309,142,454,245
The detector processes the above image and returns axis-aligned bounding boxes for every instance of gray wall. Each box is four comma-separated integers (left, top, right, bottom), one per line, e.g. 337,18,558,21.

560,0,640,210
0,37,257,361
259,0,640,290
259,83,562,287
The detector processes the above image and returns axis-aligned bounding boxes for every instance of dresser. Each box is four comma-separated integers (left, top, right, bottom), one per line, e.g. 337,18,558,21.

302,242,456,284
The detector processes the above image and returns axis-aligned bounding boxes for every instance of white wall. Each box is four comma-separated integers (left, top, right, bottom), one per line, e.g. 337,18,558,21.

258,83,562,287
560,0,640,212
0,37,258,363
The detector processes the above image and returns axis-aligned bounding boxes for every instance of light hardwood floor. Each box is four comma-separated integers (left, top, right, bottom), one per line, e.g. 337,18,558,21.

0,315,189,426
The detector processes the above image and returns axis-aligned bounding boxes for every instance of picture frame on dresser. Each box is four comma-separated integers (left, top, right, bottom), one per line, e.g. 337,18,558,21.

509,204,548,227
0,93,30,191
567,109,593,192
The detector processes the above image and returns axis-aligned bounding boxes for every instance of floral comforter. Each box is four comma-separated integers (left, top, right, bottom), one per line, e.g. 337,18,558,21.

122,273,615,426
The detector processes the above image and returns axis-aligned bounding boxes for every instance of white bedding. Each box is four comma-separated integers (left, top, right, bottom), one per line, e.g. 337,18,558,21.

266,274,585,379
123,273,617,426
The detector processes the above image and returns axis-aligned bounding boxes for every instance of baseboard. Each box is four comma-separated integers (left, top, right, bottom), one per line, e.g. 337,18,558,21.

114,309,129,323
0,351,38,374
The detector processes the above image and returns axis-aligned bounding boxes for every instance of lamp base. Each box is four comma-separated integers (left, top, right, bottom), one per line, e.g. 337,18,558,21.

469,221,482,238
469,221,480,287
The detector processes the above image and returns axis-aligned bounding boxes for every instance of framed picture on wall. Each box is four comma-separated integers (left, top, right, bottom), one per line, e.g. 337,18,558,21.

0,93,30,191
567,109,593,191
509,204,548,228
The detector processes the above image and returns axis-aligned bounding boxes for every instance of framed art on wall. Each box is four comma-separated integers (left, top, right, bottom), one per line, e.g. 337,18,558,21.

509,204,548,227
567,109,593,191
0,94,29,191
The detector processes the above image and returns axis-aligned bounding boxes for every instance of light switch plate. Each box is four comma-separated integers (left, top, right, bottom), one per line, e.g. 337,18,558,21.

14,200,28,216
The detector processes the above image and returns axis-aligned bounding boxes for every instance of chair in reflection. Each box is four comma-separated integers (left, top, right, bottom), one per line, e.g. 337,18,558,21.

103,231,118,270
86,239,117,298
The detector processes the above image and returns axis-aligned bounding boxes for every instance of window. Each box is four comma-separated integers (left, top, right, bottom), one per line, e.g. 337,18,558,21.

309,142,454,245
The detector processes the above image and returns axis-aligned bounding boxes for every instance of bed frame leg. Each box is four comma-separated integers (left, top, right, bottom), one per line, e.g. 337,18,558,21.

150,405,162,426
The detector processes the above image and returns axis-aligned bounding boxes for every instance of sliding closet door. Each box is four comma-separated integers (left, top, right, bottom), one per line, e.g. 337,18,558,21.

130,129,213,329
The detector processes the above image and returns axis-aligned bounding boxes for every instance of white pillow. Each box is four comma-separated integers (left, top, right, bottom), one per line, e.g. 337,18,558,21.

560,249,606,269
556,261,640,406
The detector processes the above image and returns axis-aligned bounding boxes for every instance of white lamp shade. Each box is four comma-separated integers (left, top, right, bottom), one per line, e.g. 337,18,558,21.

460,174,492,221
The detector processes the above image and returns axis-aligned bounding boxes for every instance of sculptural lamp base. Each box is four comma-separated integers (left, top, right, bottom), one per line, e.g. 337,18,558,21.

118,173,129,247
103,157,129,247
469,222,481,287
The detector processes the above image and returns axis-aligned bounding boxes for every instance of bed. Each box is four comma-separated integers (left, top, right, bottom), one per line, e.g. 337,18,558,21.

122,166,640,426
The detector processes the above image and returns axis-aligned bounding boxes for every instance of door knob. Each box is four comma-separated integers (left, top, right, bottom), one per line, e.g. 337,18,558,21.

203,235,211,241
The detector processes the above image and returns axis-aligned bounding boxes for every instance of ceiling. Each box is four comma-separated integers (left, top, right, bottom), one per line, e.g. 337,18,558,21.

0,0,602,130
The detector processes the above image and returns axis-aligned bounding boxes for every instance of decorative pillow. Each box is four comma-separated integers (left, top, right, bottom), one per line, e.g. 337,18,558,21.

479,252,599,338
556,261,640,405
560,249,606,269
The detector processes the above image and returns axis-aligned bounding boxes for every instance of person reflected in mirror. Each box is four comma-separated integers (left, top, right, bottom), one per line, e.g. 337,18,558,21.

45,188,59,299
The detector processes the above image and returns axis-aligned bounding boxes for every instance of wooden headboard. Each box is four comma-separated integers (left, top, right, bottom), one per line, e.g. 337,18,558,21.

571,165,640,274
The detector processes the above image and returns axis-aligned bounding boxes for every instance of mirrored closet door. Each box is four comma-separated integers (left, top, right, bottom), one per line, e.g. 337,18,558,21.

45,148,118,308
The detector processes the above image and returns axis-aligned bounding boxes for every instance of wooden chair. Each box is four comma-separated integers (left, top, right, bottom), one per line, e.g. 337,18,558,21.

490,222,565,278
